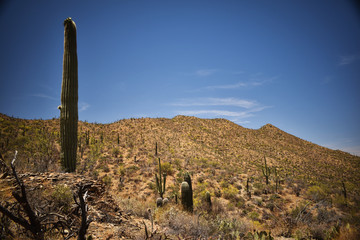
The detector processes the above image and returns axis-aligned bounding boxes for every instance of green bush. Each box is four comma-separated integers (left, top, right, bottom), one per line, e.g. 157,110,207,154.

247,211,260,221
161,162,174,176
52,184,72,212
112,147,120,157
221,184,238,200
306,185,327,201
102,174,112,188
332,194,347,208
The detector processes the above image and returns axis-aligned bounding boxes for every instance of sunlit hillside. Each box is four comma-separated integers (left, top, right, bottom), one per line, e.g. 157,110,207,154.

1,113,359,239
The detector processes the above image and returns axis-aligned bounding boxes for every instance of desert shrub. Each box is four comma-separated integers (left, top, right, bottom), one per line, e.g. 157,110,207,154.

102,174,112,188
215,217,251,239
254,197,263,207
211,198,225,215
102,164,110,172
290,201,313,224
265,202,275,211
147,181,156,191
221,184,238,200
176,171,184,183
332,194,347,209
310,224,327,240
306,185,327,201
118,165,125,176
316,208,339,224
227,202,236,211
112,147,120,157
236,196,246,208
52,184,72,212
253,182,264,191
117,197,152,218
156,206,211,237
335,223,360,240
247,211,260,221
220,180,229,188
161,162,174,176
125,165,139,174
173,158,182,169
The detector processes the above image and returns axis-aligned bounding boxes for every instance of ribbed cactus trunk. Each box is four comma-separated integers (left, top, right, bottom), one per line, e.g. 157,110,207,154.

60,17,78,172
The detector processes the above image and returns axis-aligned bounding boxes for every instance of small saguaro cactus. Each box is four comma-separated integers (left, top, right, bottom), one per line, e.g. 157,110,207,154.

60,17,78,172
204,191,212,210
155,158,166,199
181,172,193,212
246,177,251,199
184,172,193,202
262,157,271,185
181,182,193,212
155,142,158,156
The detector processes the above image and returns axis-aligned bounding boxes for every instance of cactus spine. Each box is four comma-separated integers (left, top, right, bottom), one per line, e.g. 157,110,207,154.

155,158,166,198
60,17,78,172
262,157,271,185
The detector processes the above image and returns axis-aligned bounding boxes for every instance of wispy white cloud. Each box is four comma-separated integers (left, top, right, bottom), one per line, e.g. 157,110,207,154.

177,110,254,118
79,102,90,112
339,55,360,66
206,76,278,90
171,97,258,109
31,93,57,101
206,82,247,90
194,69,218,77
174,99,271,122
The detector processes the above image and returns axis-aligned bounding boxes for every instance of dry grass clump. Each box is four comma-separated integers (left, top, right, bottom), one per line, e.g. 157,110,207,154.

155,205,212,238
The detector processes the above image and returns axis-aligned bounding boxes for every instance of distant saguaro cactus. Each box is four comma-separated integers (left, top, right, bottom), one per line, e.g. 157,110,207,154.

60,17,78,172
204,191,212,209
262,157,271,185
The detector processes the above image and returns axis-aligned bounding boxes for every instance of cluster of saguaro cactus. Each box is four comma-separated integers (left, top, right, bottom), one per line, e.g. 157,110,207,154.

181,172,193,212
262,157,271,185
155,158,166,199
60,17,78,173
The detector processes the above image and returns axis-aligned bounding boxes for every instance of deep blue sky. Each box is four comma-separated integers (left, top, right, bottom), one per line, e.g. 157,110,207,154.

1,1,359,155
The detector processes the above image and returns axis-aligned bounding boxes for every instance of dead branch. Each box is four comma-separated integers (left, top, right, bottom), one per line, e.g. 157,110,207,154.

0,151,44,240
77,184,91,240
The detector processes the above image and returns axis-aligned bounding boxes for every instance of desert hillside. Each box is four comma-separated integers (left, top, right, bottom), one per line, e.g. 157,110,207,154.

0,113,359,239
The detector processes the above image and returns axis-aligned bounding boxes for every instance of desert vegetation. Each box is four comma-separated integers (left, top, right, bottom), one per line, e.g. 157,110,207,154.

1,113,360,239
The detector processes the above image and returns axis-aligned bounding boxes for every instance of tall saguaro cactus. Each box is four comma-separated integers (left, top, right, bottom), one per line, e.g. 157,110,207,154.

60,17,78,172
155,158,166,198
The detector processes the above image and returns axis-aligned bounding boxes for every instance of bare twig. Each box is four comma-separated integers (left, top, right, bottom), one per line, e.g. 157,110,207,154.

0,151,44,240
77,184,91,240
